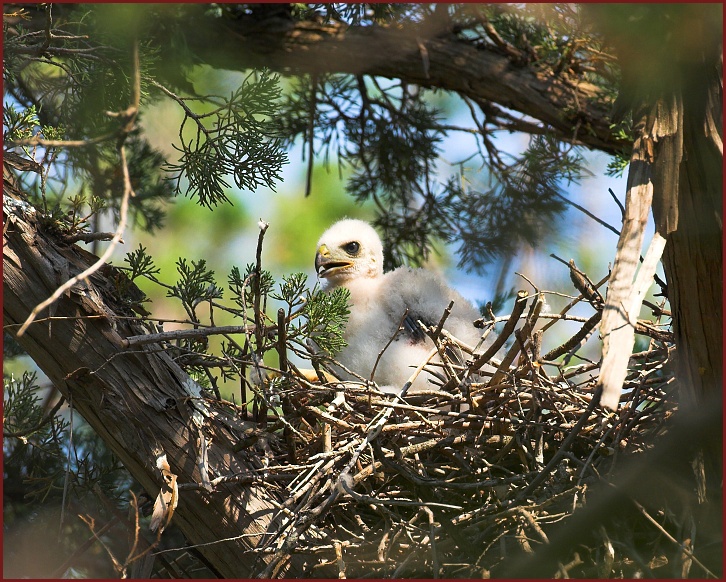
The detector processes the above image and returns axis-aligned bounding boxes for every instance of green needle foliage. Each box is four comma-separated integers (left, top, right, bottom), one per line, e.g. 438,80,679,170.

163,70,289,208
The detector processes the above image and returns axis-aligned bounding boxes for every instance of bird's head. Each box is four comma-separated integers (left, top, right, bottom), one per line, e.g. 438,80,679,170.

315,219,384,287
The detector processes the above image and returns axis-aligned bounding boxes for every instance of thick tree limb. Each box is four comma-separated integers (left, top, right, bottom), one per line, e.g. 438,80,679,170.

179,10,627,155
596,115,654,411
7,4,626,155
590,3,722,498
2,194,300,578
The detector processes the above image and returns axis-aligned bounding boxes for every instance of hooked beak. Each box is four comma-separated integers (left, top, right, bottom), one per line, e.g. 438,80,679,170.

315,244,353,278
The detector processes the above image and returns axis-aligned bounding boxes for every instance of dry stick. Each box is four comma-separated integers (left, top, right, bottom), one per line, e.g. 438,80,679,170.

608,187,626,219
553,190,621,237
518,384,603,500
567,259,605,307
489,292,544,387
432,300,454,340
334,541,345,578
50,515,120,577
370,308,409,383
470,290,529,372
338,477,461,510
252,219,269,355
303,405,356,430
121,324,256,348
276,308,288,374
422,505,440,578
539,263,609,335
353,397,491,424
542,311,602,362
16,42,140,337
249,223,269,423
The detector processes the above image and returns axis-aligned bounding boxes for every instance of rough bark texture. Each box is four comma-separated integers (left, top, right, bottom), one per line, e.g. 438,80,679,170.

658,63,723,412
580,5,722,507
583,6,722,406
658,59,723,496
2,194,298,578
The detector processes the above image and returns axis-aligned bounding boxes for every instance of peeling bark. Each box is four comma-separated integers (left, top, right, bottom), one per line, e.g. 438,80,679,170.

659,60,723,498
2,194,299,578
589,3,722,500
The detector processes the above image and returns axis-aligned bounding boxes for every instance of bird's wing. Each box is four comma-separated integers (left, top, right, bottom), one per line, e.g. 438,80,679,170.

402,313,428,343
378,267,488,392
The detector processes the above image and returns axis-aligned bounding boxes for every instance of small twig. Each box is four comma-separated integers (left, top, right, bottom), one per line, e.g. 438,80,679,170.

370,308,409,383
542,312,602,362
339,476,461,510
470,290,529,372
432,300,454,341
608,188,626,220
488,292,544,387
481,16,527,62
540,261,608,335
556,552,583,578
121,324,258,348
277,308,288,374
566,260,605,308
518,385,603,500
304,74,317,198
252,219,269,355
62,231,118,244
553,191,621,237
16,40,140,337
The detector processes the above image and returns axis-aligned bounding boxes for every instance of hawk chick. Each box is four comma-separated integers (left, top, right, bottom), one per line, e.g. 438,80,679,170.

315,219,485,393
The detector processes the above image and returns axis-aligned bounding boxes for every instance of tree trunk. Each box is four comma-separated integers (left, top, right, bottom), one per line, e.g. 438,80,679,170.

590,1,723,531
2,193,300,578
658,54,723,497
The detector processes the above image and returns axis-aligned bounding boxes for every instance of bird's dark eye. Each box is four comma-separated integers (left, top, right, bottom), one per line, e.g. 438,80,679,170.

343,241,360,256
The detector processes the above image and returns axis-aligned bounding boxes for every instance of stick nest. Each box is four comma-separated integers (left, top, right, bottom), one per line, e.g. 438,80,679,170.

250,265,677,578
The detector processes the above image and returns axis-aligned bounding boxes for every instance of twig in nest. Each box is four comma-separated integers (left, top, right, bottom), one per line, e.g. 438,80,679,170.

470,290,529,372
518,384,603,500
488,292,544,387
542,311,602,362
370,308,409,383
122,324,258,348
